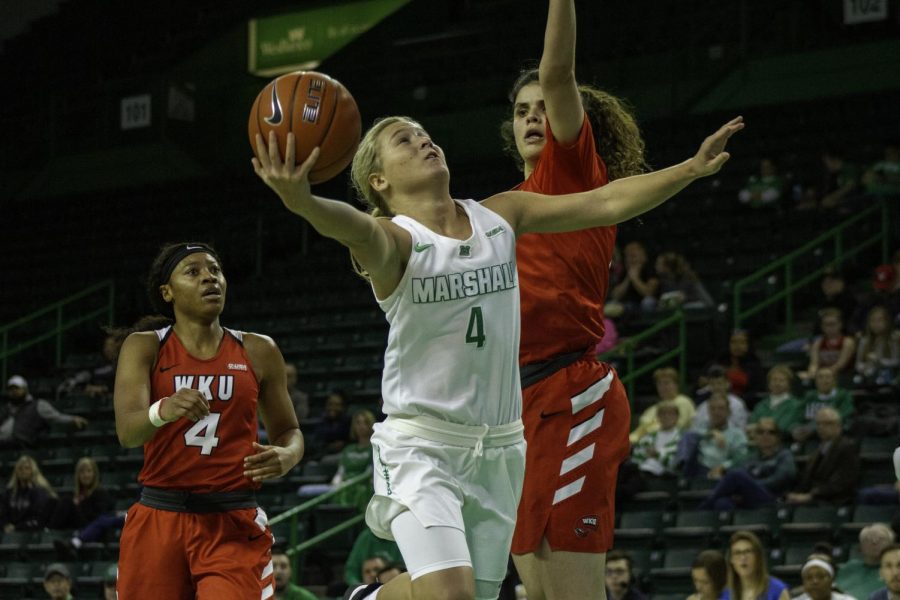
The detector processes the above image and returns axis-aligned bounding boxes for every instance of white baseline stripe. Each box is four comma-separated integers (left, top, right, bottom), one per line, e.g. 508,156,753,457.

261,560,273,580
570,371,614,414
560,443,595,476
553,476,585,505
567,408,604,447
261,583,274,600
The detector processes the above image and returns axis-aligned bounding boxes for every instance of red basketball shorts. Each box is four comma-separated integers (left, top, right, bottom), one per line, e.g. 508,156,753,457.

511,360,630,554
117,503,274,599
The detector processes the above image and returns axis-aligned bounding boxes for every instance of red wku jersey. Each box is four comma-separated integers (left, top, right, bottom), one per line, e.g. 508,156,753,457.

515,115,616,365
139,326,260,492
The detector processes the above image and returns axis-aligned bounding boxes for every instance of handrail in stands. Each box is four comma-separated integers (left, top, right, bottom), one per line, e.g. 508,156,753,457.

732,199,890,335
0,280,115,382
269,470,371,578
598,308,687,399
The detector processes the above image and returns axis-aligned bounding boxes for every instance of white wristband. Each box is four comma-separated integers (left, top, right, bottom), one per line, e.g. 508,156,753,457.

148,398,171,428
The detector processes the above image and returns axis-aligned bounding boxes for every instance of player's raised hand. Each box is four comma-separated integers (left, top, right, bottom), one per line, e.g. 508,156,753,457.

687,116,744,178
243,441,299,482
252,131,320,214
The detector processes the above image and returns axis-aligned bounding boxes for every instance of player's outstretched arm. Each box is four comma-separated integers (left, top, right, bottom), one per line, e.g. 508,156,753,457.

486,117,744,233
539,0,583,144
253,131,406,286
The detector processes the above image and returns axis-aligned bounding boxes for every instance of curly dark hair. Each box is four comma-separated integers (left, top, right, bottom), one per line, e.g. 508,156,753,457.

499,68,649,181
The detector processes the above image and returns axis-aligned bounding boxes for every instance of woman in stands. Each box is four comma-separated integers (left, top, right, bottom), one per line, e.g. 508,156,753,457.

253,89,742,600
113,242,304,598
725,531,790,600
795,554,856,600
0,453,57,532
50,457,113,529
688,550,729,600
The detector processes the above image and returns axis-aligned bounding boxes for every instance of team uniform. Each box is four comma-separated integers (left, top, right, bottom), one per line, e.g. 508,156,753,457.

511,116,631,555
365,199,526,600
117,327,275,599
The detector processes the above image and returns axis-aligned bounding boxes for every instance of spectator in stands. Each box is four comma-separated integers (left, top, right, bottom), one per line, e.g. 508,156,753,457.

738,157,785,209
42,562,74,600
693,365,749,432
272,546,318,600
610,241,659,313
631,401,683,478
682,393,748,480
342,528,403,589
56,330,126,400
836,524,896,600
787,407,859,505
629,367,695,444
799,309,857,383
0,375,88,449
816,267,859,333
311,389,352,459
688,550,729,600
654,251,714,310
362,556,389,585
795,553,856,600
377,563,407,585
0,453,57,532
285,362,310,421
605,550,648,600
724,531,790,600
718,329,765,399
854,305,900,388
793,368,854,442
49,457,114,559
49,456,113,529
749,366,803,441
855,264,900,335
331,409,375,511
594,316,620,355
869,543,900,600
102,564,117,600
862,140,900,197
698,417,795,510
819,148,860,210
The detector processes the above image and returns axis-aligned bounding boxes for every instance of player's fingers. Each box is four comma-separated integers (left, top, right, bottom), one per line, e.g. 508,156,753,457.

268,131,282,169
295,147,320,181
707,152,731,173
255,134,271,170
284,133,296,172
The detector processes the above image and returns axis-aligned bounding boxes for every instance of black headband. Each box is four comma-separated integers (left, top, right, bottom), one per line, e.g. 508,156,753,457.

161,243,220,283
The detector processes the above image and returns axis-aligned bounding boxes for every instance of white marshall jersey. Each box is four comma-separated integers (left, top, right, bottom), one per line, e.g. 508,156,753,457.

377,199,522,427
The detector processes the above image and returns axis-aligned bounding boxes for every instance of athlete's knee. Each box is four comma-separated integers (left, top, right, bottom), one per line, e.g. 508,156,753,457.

410,568,475,600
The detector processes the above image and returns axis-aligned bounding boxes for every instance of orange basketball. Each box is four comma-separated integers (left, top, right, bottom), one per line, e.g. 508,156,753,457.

248,71,361,184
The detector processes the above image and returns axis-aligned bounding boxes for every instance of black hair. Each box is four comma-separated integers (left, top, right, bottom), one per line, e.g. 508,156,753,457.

146,242,222,319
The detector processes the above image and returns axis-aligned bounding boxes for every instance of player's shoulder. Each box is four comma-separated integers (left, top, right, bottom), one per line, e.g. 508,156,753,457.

241,331,281,360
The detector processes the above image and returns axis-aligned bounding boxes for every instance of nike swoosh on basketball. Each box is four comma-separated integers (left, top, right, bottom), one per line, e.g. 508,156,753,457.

159,364,179,372
414,242,434,252
264,84,283,125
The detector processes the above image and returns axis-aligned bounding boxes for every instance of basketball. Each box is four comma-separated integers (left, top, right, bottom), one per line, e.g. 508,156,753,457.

248,71,361,184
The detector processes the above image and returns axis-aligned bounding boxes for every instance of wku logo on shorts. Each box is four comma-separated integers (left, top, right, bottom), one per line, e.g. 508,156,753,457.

574,514,599,538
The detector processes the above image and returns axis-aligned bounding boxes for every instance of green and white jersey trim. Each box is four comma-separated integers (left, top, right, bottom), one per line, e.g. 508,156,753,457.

376,199,522,427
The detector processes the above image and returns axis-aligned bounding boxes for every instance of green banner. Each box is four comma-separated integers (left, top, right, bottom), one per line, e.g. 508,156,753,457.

248,0,410,76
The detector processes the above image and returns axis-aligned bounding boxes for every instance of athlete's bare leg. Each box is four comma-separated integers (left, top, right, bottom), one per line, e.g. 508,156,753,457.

374,566,475,600
513,538,607,600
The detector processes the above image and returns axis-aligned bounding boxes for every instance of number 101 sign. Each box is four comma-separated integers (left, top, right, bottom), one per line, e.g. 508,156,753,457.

844,0,887,24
